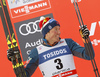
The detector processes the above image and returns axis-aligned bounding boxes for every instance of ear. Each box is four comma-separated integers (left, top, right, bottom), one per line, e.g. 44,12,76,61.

45,31,50,38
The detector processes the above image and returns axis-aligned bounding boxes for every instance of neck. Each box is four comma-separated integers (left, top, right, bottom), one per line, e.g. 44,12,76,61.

45,37,55,45
43,39,58,46
44,38,60,46
48,40,55,45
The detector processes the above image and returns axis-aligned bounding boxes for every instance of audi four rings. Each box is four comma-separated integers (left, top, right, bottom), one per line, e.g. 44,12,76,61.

19,20,41,36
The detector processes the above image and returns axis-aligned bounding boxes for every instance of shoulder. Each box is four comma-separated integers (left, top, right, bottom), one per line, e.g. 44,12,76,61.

64,38,75,44
64,38,79,44
64,38,81,49
29,48,38,58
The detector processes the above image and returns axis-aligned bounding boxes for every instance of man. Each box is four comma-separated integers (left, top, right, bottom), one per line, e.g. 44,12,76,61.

7,17,94,77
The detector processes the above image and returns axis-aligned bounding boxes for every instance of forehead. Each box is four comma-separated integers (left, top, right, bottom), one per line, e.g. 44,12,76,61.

49,26,60,32
53,26,60,29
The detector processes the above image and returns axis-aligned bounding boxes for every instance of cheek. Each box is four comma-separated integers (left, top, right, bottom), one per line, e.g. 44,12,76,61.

52,31,57,36
49,31,56,38
52,31,57,34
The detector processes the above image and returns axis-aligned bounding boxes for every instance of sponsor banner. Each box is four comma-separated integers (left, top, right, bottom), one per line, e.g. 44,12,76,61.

91,39,100,46
52,69,77,77
14,13,53,61
7,0,51,18
39,46,71,64
89,21,100,37
89,21,100,46
7,0,43,8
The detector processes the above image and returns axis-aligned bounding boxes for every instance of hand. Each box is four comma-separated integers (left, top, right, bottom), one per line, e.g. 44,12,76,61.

7,47,20,61
79,25,90,39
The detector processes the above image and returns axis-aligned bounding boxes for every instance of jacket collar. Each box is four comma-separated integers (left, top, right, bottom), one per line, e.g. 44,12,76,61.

43,38,61,47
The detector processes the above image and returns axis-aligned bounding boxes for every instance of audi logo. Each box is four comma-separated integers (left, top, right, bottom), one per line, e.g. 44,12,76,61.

19,20,41,36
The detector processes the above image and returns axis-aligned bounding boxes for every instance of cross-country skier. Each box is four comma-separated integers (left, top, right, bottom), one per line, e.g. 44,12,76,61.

7,17,94,77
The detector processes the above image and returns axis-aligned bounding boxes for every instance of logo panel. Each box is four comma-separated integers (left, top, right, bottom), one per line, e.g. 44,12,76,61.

7,0,51,18
19,20,41,36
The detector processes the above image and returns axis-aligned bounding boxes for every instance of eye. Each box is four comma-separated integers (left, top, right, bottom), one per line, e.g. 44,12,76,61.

55,28,57,30
57,27,60,31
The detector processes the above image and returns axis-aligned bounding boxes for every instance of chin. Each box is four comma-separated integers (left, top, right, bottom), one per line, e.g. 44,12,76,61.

55,38,60,42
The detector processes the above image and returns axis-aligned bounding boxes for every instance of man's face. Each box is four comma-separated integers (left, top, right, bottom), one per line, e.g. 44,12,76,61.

46,26,61,43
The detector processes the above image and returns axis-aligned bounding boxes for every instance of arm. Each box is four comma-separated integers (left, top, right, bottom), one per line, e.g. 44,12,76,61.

24,48,39,77
65,38,95,60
